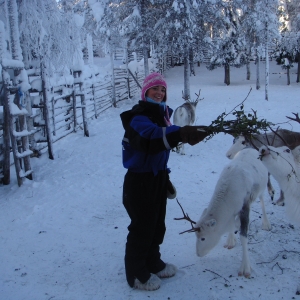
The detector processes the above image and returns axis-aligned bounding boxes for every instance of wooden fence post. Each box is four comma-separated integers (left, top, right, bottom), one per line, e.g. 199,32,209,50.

2,83,11,185
41,64,54,159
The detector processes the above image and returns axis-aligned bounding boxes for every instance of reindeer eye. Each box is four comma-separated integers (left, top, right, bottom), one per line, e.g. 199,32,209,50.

201,238,205,241
284,149,291,153
242,141,246,145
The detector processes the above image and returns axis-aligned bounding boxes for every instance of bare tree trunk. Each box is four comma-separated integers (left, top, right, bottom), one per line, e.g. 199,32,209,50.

265,21,269,101
189,48,195,76
124,42,131,99
297,53,300,83
183,54,190,100
109,45,116,107
256,48,260,90
224,64,230,85
140,0,149,76
246,62,250,80
143,46,149,76
7,0,22,61
287,67,290,85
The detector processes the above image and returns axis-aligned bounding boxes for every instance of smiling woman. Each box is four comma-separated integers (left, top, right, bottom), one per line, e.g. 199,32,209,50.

119,72,209,291
146,86,166,103
141,73,168,102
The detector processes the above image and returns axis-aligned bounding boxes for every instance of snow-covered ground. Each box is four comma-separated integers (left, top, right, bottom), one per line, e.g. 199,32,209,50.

1,59,300,300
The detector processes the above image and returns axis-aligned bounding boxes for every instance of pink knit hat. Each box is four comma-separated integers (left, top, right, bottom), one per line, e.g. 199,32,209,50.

141,72,167,101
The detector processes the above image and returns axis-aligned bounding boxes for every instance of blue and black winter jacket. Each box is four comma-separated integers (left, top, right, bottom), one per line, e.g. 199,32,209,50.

120,101,182,175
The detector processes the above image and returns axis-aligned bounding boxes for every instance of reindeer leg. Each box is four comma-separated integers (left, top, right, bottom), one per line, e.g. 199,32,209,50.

224,217,239,249
259,195,272,231
181,143,185,155
176,144,181,154
238,203,251,278
267,173,275,201
224,232,236,249
275,190,285,206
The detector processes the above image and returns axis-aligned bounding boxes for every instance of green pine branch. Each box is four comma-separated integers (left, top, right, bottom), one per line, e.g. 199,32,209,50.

199,88,274,139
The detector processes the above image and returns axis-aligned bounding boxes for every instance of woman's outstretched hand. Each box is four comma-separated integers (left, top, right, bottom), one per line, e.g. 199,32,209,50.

179,126,209,145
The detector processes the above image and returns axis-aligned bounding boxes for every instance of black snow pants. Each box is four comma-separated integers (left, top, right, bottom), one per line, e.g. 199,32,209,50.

122,170,168,287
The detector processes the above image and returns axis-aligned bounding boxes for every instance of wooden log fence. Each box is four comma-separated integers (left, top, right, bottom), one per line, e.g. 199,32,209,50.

0,63,144,186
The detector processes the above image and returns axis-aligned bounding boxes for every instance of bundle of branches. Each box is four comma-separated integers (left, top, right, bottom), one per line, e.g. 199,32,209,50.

199,88,273,139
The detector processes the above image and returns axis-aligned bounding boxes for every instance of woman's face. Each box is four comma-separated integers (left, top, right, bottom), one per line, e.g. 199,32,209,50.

146,85,166,103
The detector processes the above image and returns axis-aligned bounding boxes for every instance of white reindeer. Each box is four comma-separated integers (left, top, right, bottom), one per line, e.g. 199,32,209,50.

259,145,300,225
176,148,271,278
226,129,300,206
173,91,202,154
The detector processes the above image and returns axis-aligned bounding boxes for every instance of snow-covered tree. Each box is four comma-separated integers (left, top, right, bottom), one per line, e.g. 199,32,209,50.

155,0,212,98
277,0,300,83
284,0,300,31
238,0,281,92
117,0,161,76
207,1,247,86
18,0,81,72
276,31,300,84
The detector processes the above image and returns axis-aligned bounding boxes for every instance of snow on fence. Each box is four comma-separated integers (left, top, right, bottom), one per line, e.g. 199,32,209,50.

0,64,144,185
29,67,142,152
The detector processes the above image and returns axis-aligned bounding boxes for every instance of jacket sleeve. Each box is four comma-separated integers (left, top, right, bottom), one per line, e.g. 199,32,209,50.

127,115,182,154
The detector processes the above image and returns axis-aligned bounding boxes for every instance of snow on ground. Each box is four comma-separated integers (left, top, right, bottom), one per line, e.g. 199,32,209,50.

1,59,300,300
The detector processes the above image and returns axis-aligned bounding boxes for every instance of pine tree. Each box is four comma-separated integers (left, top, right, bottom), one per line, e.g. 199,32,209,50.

207,0,247,86
155,0,212,99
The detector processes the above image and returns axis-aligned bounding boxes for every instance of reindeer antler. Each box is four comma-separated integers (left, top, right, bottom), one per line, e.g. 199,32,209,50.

181,89,204,103
194,89,204,102
174,199,200,234
286,112,300,124
246,126,285,150
268,126,289,147
182,90,190,102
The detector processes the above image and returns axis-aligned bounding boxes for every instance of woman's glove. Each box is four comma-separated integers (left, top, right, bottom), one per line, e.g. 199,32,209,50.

179,126,209,145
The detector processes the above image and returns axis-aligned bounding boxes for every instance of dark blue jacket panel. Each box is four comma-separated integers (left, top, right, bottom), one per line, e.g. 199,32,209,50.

120,101,182,175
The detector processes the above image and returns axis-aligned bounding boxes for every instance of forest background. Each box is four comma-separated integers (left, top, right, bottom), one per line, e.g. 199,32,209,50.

0,0,299,188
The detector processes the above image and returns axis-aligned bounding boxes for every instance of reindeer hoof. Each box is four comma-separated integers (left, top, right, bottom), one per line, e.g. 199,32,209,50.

276,199,285,206
262,222,272,231
238,271,251,278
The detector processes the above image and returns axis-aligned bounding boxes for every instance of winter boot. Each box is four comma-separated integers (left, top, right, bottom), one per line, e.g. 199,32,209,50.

133,273,161,291
156,263,177,278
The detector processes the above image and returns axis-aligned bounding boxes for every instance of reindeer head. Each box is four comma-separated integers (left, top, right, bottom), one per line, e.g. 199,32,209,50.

226,135,247,159
181,89,204,108
195,218,220,257
174,200,219,257
259,145,297,184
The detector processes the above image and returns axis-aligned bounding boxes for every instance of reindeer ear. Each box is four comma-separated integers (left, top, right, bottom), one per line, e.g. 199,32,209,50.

204,219,216,228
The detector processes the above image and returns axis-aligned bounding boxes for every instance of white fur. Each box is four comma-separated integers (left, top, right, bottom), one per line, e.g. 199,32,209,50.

259,145,300,224
226,134,285,205
173,102,197,155
195,148,269,278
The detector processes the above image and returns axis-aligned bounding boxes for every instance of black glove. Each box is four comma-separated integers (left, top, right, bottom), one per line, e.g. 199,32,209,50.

179,126,209,145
